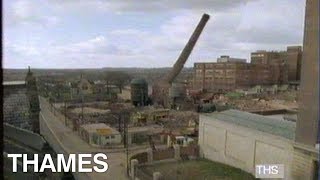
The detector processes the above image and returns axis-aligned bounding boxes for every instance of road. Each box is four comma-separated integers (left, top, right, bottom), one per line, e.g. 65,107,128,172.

39,97,130,180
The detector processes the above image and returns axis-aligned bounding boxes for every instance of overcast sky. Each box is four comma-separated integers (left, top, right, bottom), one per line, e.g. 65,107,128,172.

3,0,306,69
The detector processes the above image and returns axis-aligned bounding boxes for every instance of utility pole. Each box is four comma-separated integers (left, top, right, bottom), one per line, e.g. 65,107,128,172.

81,73,84,127
126,113,130,176
64,100,67,126
122,111,130,176
53,96,56,116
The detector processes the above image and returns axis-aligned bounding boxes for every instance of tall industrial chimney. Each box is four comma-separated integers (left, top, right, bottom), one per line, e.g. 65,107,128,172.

295,0,319,146
286,1,319,179
152,14,210,107
164,14,210,84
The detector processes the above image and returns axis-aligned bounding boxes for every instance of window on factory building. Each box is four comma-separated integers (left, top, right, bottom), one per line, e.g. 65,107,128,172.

196,70,202,73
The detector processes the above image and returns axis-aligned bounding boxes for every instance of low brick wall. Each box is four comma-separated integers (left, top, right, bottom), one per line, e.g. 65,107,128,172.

181,145,199,158
153,148,174,161
131,152,148,164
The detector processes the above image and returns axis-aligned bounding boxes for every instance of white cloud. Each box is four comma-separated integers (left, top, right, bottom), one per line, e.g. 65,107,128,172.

5,0,59,27
49,0,255,14
3,0,305,68
5,42,41,56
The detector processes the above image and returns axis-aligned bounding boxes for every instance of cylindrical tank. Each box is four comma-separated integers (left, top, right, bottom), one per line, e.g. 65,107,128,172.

169,83,186,98
198,103,216,113
130,78,148,106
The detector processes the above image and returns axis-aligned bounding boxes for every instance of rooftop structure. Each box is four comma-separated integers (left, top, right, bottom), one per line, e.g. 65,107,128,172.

3,81,26,86
217,55,246,63
202,109,296,140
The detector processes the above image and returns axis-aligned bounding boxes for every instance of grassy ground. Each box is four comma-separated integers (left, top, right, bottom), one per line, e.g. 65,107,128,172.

140,159,256,180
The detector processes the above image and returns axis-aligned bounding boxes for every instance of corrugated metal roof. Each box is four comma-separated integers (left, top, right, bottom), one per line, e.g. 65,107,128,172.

202,109,296,140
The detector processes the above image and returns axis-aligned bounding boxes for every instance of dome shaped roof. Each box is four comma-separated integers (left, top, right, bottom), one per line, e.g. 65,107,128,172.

130,78,147,85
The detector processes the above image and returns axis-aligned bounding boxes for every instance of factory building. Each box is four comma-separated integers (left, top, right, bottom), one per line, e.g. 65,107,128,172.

251,46,302,82
217,55,246,63
286,46,303,81
79,123,121,147
193,61,286,92
192,46,302,92
199,0,319,178
251,50,287,65
193,62,250,92
199,110,296,179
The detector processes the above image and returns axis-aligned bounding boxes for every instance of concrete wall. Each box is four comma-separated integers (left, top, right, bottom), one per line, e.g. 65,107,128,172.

40,112,67,155
199,115,294,179
291,144,319,180
4,123,47,151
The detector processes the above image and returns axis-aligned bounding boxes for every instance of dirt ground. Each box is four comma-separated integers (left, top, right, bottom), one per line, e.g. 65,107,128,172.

216,90,298,112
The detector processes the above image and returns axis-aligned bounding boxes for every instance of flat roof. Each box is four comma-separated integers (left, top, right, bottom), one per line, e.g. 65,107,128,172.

80,123,119,135
201,109,296,140
3,81,26,86
128,125,163,134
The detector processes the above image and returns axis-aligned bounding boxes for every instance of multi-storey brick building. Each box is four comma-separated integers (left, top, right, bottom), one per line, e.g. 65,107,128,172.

286,46,302,81
192,46,301,92
251,50,287,65
251,46,302,81
193,62,286,92
217,55,247,63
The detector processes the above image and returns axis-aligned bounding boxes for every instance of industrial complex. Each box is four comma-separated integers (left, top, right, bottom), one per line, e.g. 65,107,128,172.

2,0,319,180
